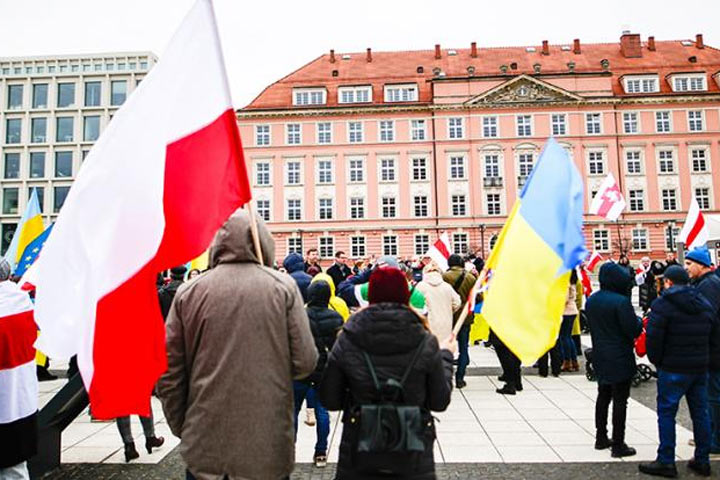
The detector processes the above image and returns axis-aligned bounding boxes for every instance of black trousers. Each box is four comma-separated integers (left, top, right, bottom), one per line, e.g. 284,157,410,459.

492,332,522,389
595,380,632,444
538,341,562,376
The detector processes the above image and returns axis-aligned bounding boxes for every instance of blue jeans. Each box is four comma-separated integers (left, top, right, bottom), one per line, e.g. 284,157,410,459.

306,385,317,409
708,371,720,451
456,324,470,382
293,381,330,455
559,315,577,362
656,369,711,465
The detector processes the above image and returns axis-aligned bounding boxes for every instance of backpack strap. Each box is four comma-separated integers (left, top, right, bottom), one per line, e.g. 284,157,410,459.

361,335,429,393
452,271,467,293
362,351,382,392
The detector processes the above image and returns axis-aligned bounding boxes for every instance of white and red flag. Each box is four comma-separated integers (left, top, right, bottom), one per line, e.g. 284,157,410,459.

586,251,603,273
590,173,626,221
33,0,251,418
678,197,709,250
425,233,452,271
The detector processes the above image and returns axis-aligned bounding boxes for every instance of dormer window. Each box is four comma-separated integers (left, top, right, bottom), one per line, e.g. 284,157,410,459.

623,75,659,93
338,85,372,104
384,84,418,102
670,73,707,92
293,88,326,106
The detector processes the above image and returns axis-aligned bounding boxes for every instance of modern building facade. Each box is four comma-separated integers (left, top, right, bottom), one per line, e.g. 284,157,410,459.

238,33,720,264
0,52,157,252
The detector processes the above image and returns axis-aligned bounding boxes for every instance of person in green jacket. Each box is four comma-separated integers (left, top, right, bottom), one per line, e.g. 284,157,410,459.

442,254,477,388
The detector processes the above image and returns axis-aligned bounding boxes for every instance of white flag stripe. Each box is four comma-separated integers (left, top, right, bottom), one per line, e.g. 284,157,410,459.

678,197,709,250
0,361,37,424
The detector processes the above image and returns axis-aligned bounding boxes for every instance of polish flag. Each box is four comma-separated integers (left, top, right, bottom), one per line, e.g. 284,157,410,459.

425,233,452,271
589,173,626,221
678,198,709,250
586,251,603,272
33,0,251,418
579,267,592,297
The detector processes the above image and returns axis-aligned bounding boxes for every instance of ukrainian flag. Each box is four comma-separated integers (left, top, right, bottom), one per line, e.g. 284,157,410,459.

4,188,44,272
482,138,586,364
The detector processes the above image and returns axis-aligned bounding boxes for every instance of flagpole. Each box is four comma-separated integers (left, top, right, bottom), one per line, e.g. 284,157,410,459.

451,267,488,338
245,200,265,266
614,219,625,256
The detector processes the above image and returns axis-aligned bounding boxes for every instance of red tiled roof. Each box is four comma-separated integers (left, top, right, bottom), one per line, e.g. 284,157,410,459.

243,38,720,110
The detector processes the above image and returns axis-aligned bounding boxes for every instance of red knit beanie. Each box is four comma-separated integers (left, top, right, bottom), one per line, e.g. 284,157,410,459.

368,266,410,305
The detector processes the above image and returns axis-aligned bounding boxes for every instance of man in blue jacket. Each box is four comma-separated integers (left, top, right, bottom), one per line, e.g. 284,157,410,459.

283,252,312,302
639,266,714,478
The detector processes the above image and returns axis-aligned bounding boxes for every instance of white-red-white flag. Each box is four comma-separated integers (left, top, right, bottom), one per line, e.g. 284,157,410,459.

678,197,709,250
586,251,603,272
425,233,452,271
590,173,626,221
33,0,251,418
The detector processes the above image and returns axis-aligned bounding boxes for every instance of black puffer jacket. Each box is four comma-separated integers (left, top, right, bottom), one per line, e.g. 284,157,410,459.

694,271,720,371
304,281,343,385
158,279,183,321
647,285,714,374
319,303,453,480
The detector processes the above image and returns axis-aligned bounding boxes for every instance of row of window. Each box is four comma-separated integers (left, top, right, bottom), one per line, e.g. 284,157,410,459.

623,74,709,94
4,115,102,144
592,225,681,253
1,185,69,215
4,81,128,110
2,150,86,180
624,187,713,212
0,61,149,76
293,84,418,106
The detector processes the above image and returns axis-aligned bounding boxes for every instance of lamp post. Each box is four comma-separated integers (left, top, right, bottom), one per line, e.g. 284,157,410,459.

479,223,486,259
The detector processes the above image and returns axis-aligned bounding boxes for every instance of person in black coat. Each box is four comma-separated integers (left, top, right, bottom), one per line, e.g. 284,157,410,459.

158,266,186,321
617,255,635,298
320,266,454,480
283,252,312,302
327,251,352,289
586,262,642,458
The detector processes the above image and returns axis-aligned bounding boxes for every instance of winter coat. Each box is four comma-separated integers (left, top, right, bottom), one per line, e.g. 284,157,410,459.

618,264,635,297
304,281,343,385
442,266,477,327
319,303,453,480
638,271,657,312
416,271,461,341
646,285,714,374
158,212,318,480
283,253,312,302
337,268,372,308
327,262,352,290
311,272,350,321
563,284,579,316
586,263,642,384
694,271,720,371
158,279,183,321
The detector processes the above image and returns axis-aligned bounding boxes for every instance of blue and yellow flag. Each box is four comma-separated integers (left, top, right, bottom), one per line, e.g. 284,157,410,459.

15,224,53,277
4,188,44,272
482,138,586,364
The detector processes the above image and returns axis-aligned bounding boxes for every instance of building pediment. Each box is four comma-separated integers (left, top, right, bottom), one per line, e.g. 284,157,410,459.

465,75,583,105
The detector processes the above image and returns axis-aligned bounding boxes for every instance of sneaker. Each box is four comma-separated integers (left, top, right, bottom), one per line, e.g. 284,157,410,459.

313,453,327,468
638,461,678,478
687,459,711,477
495,384,516,395
304,408,316,427
611,443,637,458
594,437,612,450
456,379,467,389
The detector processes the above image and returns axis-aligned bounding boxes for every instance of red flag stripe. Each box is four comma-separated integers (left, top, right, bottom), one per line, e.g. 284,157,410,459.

434,238,450,260
0,310,36,370
685,212,706,248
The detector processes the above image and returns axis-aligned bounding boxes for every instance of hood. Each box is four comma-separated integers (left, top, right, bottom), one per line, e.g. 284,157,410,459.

344,303,427,355
422,271,444,286
662,285,713,315
307,280,331,308
283,252,305,273
209,210,274,267
598,262,632,294
312,272,336,297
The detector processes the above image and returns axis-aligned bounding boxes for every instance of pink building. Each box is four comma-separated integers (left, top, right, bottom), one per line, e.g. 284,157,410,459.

237,33,720,266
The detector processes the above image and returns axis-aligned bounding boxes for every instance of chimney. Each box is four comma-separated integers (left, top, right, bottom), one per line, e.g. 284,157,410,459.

542,40,549,56
696,34,704,49
573,38,581,54
647,36,656,51
470,42,478,58
329,49,335,63
435,44,442,59
366,48,372,62
620,32,642,58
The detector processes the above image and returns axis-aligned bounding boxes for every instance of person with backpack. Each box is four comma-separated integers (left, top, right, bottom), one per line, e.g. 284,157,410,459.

442,254,477,389
320,266,455,479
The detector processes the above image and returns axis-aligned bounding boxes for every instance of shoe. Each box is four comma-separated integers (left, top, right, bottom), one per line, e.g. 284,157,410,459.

638,461,678,478
313,452,327,468
687,459,711,477
145,436,164,454
497,375,507,382
539,372,548,378
561,360,572,372
594,437,612,450
571,360,580,372
496,384,516,395
552,372,560,377
516,383,523,392
124,443,140,463
456,379,467,389
37,367,58,382
305,408,316,426
611,443,637,458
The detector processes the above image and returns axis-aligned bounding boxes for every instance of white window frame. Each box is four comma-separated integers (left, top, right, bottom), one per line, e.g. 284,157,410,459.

256,198,271,222
338,85,372,104
413,195,429,217
622,112,640,134
293,88,326,106
482,116,498,138
623,75,659,93
449,155,466,180
382,235,398,256
448,117,464,139
350,236,366,258
695,187,711,210
593,229,610,252
347,157,365,183
632,228,649,251
587,150,606,176
671,73,707,92
410,119,426,141
516,114,533,137
319,236,335,258
585,112,602,135
451,194,467,217
285,123,302,145
287,237,303,255
690,147,710,173
316,158,334,184
657,149,676,174
384,84,418,102
484,153,501,178
655,111,672,133
551,113,567,136
452,233,469,255
411,156,428,182
285,160,302,186
255,124,270,146
379,158,396,183
378,120,395,142
254,161,271,186
381,196,397,218
318,197,334,220
688,110,704,132
349,196,365,219
286,198,302,221
316,122,332,144
661,189,678,211
625,150,643,175
517,152,535,179
414,234,430,256
628,189,645,212
486,193,502,216
347,121,364,143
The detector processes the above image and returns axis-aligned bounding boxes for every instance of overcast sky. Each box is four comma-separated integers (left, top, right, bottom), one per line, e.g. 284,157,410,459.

1,0,719,108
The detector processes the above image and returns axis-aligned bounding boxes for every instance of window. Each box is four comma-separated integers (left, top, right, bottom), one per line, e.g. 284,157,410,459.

351,236,366,258
625,77,658,93
517,115,532,137
453,233,469,255
382,235,398,256
316,122,332,144
385,84,418,102
412,157,427,181
286,123,301,145
413,195,428,217
347,122,363,143
658,150,675,173
696,188,710,210
688,110,704,132
85,82,101,107
338,86,371,104
2,188,19,214
485,154,500,178
381,197,396,218
691,149,708,172
317,159,333,184
55,151,73,177
255,124,270,146
379,120,394,142
255,162,270,185
448,117,464,139
318,198,333,220
486,193,501,216
632,228,649,251
415,234,430,255
32,84,48,109
518,153,534,179
666,225,680,251
689,76,706,91
56,117,74,142
83,116,100,142
29,152,45,178
293,88,326,106
593,230,610,252
380,158,396,182
5,119,21,144
410,119,426,141
625,79,641,93
451,194,467,216
662,189,677,211
628,189,645,211
626,151,642,174
585,113,602,134
256,199,270,221
483,116,498,138
348,158,364,183
623,112,639,134
449,155,466,179
288,237,303,255
57,83,75,108
319,237,334,258
28,187,44,213
286,161,301,185
588,151,605,175
551,114,566,136
349,197,365,219
53,186,70,213
7,85,23,109
4,153,19,179
674,76,706,92
287,199,302,221
31,118,47,143
656,111,671,133
110,80,127,106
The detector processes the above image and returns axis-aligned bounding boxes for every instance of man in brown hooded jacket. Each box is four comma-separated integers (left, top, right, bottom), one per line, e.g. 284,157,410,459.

158,210,318,480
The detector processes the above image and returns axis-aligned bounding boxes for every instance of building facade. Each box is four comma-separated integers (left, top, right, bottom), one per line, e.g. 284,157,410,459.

237,33,720,265
0,52,157,252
